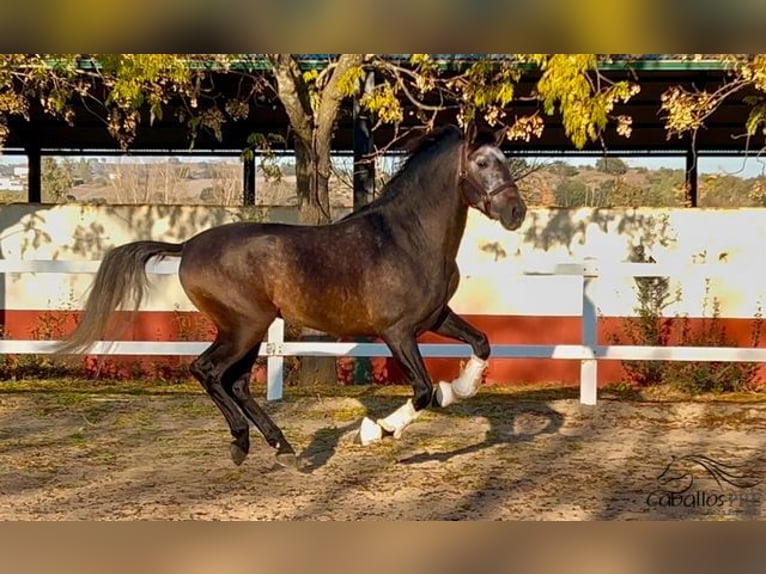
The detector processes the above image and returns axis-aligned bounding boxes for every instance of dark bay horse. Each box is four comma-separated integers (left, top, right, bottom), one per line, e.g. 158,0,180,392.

56,123,527,467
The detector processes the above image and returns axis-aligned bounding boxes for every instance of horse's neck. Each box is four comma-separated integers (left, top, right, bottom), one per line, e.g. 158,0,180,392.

392,160,468,262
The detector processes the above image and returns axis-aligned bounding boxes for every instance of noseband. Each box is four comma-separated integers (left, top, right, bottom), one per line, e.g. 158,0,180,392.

457,143,518,216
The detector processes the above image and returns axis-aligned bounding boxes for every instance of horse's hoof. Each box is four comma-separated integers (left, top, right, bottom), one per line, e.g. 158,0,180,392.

375,399,419,440
376,418,402,439
275,451,298,469
434,381,456,408
230,443,248,466
357,417,383,445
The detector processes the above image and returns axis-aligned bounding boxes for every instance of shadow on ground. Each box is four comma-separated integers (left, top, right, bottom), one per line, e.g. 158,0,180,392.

295,388,570,473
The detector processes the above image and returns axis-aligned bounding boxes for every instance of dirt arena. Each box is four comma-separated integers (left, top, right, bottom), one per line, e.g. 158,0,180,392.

2,381,765,520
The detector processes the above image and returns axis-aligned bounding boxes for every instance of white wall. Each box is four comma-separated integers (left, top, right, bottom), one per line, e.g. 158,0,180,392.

1,204,765,319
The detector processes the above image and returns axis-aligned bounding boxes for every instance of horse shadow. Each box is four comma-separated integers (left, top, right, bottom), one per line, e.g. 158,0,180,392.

295,386,571,473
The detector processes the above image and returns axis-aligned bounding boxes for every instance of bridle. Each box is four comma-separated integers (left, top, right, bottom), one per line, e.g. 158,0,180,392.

457,142,519,217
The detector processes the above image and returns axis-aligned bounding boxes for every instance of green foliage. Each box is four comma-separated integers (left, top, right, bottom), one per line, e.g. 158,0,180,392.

0,54,256,151
556,179,620,208
245,132,287,181
409,54,434,68
41,157,74,203
595,156,628,175
645,168,685,205
546,161,576,177
539,161,702,208
660,86,717,138
74,158,93,184
745,99,766,137
360,82,403,124
534,54,640,149
611,248,763,394
3,53,766,200
610,246,677,387
554,179,589,207
98,54,191,111
336,66,366,98
459,60,521,124
537,54,596,113
0,55,67,141
669,283,762,394
700,174,753,207
368,54,643,149
507,157,530,180
739,54,766,92
659,54,766,144
0,306,207,383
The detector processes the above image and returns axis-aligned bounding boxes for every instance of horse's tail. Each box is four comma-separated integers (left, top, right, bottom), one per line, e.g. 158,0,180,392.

55,241,184,355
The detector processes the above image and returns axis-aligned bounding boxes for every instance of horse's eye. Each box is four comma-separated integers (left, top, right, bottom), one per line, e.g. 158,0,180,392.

476,159,489,169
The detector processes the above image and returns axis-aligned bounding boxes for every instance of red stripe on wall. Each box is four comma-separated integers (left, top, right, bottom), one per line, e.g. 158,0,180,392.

2,310,764,386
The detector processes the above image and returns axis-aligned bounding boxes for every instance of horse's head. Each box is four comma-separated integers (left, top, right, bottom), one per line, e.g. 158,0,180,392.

459,123,527,231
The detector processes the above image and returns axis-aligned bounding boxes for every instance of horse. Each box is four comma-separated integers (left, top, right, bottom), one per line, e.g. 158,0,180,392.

55,122,527,468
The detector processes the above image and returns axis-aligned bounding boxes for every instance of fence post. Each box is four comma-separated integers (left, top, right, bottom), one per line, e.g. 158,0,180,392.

580,258,599,405
266,318,285,401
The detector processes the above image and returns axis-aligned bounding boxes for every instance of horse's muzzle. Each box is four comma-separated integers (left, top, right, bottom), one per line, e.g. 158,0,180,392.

497,197,527,231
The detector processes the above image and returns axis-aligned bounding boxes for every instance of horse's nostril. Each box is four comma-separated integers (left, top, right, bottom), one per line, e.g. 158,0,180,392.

512,203,526,225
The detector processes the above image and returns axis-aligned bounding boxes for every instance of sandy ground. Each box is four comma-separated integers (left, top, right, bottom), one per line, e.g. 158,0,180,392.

1,385,765,520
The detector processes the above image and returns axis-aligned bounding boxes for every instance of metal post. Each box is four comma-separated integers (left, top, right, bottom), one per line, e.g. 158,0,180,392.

243,154,256,206
26,147,41,203
266,318,285,401
353,70,375,211
580,258,599,405
685,144,698,207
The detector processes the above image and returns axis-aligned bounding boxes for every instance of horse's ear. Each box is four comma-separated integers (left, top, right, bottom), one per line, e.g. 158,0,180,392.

465,122,478,146
493,126,507,147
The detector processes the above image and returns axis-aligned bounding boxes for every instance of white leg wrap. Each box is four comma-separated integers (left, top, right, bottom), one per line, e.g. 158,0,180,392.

435,380,457,407
376,399,421,439
452,354,487,399
358,417,383,446
436,355,487,406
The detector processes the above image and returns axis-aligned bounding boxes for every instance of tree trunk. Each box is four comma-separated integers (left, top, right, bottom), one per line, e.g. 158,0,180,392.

292,137,337,386
265,53,365,387
294,136,332,225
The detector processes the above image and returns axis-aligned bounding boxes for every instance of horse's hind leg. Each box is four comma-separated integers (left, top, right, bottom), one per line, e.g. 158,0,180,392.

221,339,297,468
189,339,252,465
358,328,433,445
428,306,490,407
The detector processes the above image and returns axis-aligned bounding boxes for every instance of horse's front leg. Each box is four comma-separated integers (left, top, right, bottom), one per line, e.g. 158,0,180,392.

357,328,433,446
428,306,490,408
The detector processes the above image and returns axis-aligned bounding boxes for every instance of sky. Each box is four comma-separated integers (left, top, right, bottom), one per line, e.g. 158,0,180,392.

2,152,766,179
598,155,766,178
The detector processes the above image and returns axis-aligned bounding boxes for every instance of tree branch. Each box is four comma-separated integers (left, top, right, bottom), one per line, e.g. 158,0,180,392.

377,60,455,112
314,54,365,148
266,54,314,145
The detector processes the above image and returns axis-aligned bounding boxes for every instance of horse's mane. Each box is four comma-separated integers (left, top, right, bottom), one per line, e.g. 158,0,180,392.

339,124,463,221
396,124,463,175
387,124,463,188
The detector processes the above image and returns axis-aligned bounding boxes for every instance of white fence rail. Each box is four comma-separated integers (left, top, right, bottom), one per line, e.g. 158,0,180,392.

2,258,766,405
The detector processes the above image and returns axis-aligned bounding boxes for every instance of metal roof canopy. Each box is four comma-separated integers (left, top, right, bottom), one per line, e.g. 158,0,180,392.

2,56,762,206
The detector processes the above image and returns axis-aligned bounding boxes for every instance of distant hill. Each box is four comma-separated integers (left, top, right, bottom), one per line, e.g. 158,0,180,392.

516,160,766,208
67,175,353,207
5,156,766,208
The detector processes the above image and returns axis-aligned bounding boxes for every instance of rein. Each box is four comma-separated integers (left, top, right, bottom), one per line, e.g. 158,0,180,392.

457,142,517,216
